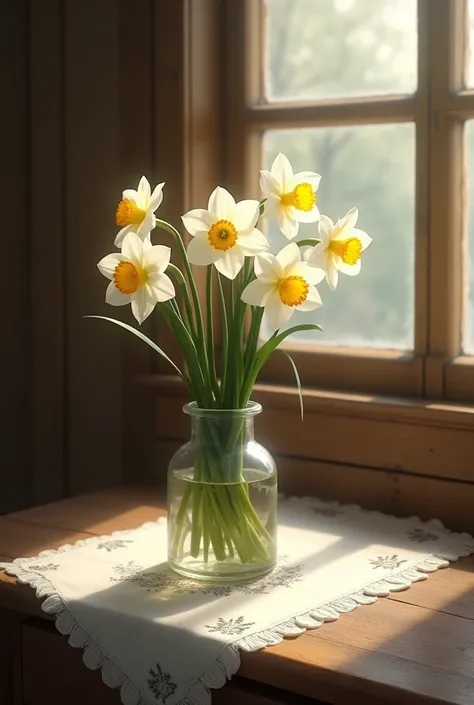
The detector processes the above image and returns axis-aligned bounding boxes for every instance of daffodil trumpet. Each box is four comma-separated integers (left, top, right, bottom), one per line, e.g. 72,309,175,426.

91,161,371,572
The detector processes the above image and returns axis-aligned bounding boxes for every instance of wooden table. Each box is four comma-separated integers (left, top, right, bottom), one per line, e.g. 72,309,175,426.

1,487,474,705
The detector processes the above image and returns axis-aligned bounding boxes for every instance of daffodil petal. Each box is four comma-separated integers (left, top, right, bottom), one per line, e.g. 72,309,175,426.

260,170,281,197
150,272,175,301
122,232,144,264
291,171,321,192
261,193,280,220
131,288,155,325
334,207,358,237
326,262,339,290
254,251,283,282
149,182,165,211
186,235,218,266
137,176,151,207
337,258,362,277
122,189,138,201
98,253,126,279
318,214,335,243
214,248,245,280
352,227,372,250
233,199,259,233
305,243,329,273
115,225,134,247
181,209,216,237
291,261,325,285
241,279,273,307
237,228,269,255
265,290,294,331
297,284,322,311
278,206,299,239
276,242,301,273
105,281,131,306
145,244,171,274
136,212,156,239
208,186,235,220
271,153,293,193
296,204,320,224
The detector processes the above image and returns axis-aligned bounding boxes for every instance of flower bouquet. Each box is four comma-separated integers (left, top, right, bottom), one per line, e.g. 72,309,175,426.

91,153,371,580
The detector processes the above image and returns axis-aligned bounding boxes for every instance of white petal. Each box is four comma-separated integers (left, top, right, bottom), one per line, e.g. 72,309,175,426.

145,244,171,274
114,225,133,247
295,204,320,224
137,176,151,207
305,243,328,271
233,199,259,233
186,235,218,266
122,189,138,201
214,248,245,280
276,242,301,274
352,227,372,250
337,258,362,277
291,261,325,285
333,207,358,238
136,212,156,239
181,209,215,236
319,215,335,244
122,232,144,265
291,171,321,190
208,186,235,220
97,253,126,279
264,291,294,331
278,206,299,239
254,252,282,283
105,281,131,306
271,153,294,192
149,272,175,301
260,170,281,197
131,288,155,324
241,279,273,307
297,284,322,311
237,228,269,255
326,261,339,290
149,182,165,211
261,193,280,220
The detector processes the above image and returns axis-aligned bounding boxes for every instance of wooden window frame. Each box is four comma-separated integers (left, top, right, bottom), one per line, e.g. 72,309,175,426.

222,0,474,401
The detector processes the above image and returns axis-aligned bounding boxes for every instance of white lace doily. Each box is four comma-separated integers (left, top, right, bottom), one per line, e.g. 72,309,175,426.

2,495,473,705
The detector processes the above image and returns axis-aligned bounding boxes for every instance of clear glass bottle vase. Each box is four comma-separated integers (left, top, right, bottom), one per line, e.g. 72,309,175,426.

167,402,277,581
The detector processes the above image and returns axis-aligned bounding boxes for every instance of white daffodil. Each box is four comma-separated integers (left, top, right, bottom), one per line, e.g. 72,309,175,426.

98,232,175,324
305,208,372,290
241,242,324,331
181,186,269,280
260,153,321,240
115,175,165,247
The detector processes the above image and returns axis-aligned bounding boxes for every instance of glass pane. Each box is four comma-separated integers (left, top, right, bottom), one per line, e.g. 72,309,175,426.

262,124,415,349
264,0,417,101
466,0,474,87
464,121,474,353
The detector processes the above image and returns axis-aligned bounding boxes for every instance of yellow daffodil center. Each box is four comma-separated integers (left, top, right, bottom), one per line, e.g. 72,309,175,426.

278,275,309,307
208,219,238,251
116,198,146,227
113,261,148,295
280,183,316,212
328,237,362,265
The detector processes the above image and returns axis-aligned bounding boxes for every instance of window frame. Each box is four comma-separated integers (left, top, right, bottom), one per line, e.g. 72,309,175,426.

223,0,474,400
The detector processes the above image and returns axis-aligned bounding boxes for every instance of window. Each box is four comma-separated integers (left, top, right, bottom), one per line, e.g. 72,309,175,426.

224,0,474,401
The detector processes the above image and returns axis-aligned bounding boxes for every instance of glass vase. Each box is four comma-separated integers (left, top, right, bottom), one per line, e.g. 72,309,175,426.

167,402,277,581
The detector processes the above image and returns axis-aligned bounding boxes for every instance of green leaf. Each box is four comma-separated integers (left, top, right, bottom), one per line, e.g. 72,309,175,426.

296,238,321,248
280,350,304,421
85,315,187,382
258,198,267,216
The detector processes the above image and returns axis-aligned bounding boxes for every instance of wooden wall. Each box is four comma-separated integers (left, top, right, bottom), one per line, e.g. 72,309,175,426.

1,0,160,513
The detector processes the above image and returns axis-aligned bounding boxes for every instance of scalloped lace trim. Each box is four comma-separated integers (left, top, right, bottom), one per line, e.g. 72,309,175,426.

1,505,473,705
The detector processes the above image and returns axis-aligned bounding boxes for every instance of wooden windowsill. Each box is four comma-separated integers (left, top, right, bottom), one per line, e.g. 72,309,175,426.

1,486,473,705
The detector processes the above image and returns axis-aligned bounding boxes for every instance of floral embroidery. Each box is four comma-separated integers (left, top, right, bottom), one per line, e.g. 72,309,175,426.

369,555,407,570
28,563,59,572
407,529,438,544
97,540,132,552
147,662,177,702
206,616,255,635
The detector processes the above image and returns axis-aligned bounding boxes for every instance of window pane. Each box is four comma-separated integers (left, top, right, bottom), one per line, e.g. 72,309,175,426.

464,121,474,353
264,0,417,101
262,124,415,349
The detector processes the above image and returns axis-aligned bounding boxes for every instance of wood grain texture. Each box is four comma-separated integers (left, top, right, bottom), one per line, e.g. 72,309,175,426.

1,488,474,705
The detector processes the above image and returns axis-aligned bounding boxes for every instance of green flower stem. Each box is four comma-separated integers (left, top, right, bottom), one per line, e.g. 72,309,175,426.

167,263,196,338
217,273,229,393
205,266,220,403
